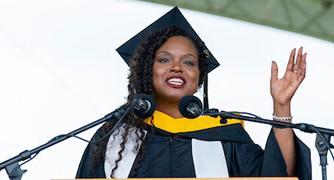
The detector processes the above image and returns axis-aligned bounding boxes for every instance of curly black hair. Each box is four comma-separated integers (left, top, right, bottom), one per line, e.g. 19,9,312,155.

90,26,209,177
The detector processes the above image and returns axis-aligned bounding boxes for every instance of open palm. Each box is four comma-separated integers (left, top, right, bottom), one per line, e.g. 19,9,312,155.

270,47,307,106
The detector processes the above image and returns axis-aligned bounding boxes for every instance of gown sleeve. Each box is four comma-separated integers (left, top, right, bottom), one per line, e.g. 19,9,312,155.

223,128,311,180
262,129,312,179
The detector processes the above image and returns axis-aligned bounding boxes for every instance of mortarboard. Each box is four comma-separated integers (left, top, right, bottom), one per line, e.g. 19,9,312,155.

116,7,220,109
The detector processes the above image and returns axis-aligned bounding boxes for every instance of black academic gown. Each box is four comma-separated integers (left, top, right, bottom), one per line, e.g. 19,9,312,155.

76,123,311,179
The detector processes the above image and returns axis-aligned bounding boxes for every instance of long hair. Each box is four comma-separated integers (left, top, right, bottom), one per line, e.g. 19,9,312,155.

90,26,209,177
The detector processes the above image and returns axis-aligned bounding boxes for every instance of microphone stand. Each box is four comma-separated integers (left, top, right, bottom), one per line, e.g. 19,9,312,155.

205,110,334,180
0,105,131,180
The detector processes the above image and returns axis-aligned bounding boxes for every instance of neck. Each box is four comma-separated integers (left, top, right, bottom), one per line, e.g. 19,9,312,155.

155,100,183,118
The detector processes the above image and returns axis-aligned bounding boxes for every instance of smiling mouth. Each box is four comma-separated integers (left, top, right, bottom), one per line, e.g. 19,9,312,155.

166,77,185,87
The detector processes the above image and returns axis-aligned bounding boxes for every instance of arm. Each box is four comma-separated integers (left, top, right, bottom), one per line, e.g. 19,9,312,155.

270,47,307,175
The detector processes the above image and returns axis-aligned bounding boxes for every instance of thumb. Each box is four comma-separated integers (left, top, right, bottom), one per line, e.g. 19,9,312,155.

271,60,278,82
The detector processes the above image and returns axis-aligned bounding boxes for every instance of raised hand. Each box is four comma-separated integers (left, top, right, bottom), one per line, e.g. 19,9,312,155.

270,47,307,112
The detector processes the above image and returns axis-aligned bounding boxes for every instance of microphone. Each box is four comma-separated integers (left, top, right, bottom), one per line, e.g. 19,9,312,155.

132,94,155,118
179,95,203,119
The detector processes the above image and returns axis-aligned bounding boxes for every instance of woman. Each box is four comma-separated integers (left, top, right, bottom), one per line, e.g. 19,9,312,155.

76,7,311,179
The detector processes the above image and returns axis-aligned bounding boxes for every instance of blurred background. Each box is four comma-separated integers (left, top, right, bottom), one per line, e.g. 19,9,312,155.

0,0,333,179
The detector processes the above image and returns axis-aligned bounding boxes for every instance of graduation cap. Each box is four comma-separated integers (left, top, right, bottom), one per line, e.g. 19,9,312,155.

116,7,220,109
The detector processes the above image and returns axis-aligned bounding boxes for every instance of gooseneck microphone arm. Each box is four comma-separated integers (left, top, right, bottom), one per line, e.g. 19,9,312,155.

205,110,334,180
0,105,131,180
0,93,155,180
205,110,334,136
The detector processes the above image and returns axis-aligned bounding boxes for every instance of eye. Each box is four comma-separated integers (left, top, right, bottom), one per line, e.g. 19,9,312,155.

157,56,170,64
183,58,196,67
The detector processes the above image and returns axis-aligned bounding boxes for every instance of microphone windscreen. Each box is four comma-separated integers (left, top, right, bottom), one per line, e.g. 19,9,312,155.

132,94,155,118
179,95,203,119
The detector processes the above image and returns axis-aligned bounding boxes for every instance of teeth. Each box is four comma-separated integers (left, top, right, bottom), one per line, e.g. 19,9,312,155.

167,78,184,85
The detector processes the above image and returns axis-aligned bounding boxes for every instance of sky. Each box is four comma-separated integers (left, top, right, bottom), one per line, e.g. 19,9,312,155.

0,0,334,179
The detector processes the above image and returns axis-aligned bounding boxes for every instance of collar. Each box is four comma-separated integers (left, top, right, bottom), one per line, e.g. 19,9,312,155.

144,110,244,133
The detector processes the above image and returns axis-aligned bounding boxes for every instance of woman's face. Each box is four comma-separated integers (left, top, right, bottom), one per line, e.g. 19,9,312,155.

153,35,200,104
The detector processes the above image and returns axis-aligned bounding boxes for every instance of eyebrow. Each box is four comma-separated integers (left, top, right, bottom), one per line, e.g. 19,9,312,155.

156,51,198,59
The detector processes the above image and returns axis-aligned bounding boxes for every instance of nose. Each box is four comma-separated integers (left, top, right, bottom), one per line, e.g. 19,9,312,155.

170,60,183,73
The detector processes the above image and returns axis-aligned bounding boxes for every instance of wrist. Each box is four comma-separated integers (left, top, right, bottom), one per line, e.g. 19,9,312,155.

273,102,291,117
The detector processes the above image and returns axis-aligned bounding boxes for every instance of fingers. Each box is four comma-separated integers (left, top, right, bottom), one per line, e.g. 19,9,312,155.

293,47,303,72
295,47,307,78
273,47,307,80
285,47,307,75
297,52,307,81
286,48,296,72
